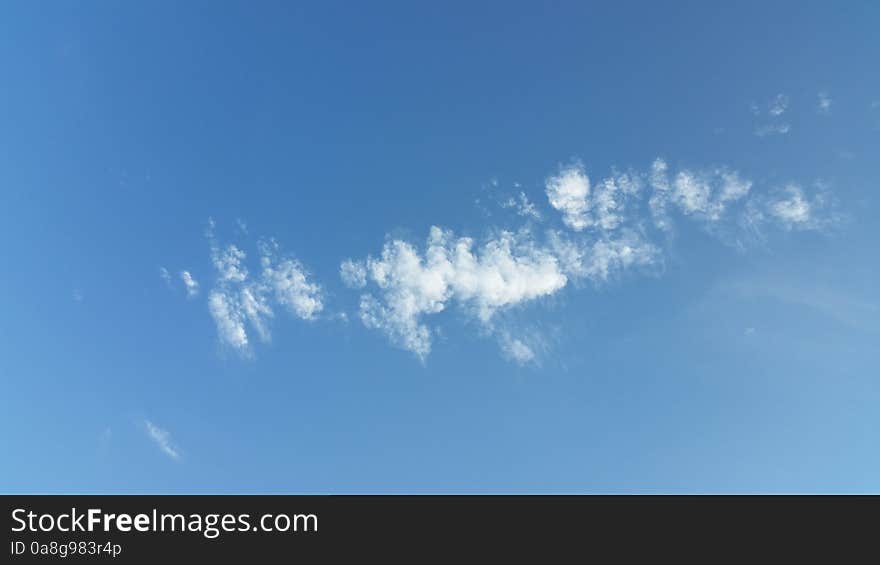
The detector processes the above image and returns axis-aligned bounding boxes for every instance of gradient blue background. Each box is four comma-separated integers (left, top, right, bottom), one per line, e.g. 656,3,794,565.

1,1,878,492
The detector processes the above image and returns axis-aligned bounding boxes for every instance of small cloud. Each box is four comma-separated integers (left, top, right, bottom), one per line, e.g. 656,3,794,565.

159,267,172,286
818,91,832,114
180,270,200,297
205,225,324,354
498,332,539,365
751,94,790,137
144,420,180,460
546,162,591,231
768,185,812,227
340,259,367,288
768,93,789,116
72,289,84,303
235,218,249,234
744,327,756,336
502,191,542,220
754,123,791,137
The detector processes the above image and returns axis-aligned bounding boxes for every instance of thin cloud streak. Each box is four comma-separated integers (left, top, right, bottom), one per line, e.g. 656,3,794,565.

145,420,180,460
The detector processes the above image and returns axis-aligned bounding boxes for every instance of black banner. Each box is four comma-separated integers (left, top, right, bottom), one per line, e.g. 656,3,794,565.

2,495,874,561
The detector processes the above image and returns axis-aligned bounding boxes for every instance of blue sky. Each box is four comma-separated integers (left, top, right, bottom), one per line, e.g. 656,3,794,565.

1,1,878,493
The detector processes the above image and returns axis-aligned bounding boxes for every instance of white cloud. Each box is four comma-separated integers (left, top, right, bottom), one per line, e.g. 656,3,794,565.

259,241,323,320
580,234,660,281
548,229,659,282
502,191,542,220
159,267,171,285
182,155,837,364
499,332,536,365
591,171,642,231
743,182,839,234
212,244,249,283
648,158,673,230
346,157,834,361
352,222,664,360
206,227,323,354
647,161,752,225
750,95,791,136
718,170,752,203
768,93,789,116
208,290,249,349
818,91,832,114
144,420,180,460
673,170,712,215
546,163,591,231
181,270,199,297
769,185,812,227
546,163,644,233
340,259,367,288
355,226,568,359
754,123,791,137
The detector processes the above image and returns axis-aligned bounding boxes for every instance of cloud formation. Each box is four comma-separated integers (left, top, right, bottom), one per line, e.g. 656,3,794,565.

818,91,832,114
347,226,568,360
145,420,180,460
502,191,542,220
181,270,200,297
768,93,789,116
648,159,752,225
170,155,839,364
342,157,836,361
206,224,323,353
545,163,591,231
498,332,537,365
754,123,791,137
752,94,791,136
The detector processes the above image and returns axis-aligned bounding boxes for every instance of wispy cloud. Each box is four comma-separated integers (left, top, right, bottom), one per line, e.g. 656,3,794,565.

340,259,367,289
235,218,249,234
171,154,839,364
546,163,645,232
502,191,542,220
205,223,324,354
144,420,180,460
769,185,812,226
754,123,791,137
648,159,752,224
745,183,839,233
751,93,791,136
499,332,537,365
768,93,789,116
181,270,200,297
818,91,832,114
159,267,172,285
342,157,836,361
